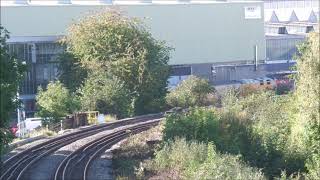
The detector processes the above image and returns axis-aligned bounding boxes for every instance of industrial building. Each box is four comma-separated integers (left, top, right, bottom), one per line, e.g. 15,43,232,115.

0,0,319,117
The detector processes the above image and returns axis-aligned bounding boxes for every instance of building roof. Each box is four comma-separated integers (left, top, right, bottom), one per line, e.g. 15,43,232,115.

1,0,264,6
265,8,319,24
264,10,279,23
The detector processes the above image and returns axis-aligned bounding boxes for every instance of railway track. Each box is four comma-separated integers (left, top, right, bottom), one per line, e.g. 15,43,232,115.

0,113,163,180
54,120,160,180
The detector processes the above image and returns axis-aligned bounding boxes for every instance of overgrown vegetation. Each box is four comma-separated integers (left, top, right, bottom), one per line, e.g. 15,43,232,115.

79,73,132,119
58,52,87,92
166,75,215,108
0,26,25,157
36,81,79,125
295,32,320,179
113,125,163,179
144,138,265,180
163,96,306,178
60,10,171,116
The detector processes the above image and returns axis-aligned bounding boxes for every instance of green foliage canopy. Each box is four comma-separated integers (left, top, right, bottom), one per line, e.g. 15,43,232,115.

63,10,171,115
0,26,25,156
36,81,79,124
79,73,132,118
166,75,214,108
58,52,87,92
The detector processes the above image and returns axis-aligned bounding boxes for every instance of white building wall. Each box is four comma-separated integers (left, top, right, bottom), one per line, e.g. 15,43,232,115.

1,1,266,65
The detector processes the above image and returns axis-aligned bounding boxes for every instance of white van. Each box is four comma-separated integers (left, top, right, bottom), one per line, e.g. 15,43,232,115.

16,117,43,136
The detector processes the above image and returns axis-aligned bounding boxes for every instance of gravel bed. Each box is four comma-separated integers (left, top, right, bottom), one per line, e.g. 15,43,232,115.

2,138,50,162
1,125,96,162
21,119,160,180
87,140,125,180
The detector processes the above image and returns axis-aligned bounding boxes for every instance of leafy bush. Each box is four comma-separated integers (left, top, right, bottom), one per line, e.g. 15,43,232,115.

146,138,265,180
163,108,219,143
220,91,308,177
295,32,320,179
238,84,272,97
166,76,214,108
36,81,79,125
164,91,308,178
79,73,132,119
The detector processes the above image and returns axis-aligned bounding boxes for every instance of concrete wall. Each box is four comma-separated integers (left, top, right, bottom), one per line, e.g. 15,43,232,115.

1,1,266,65
188,61,295,85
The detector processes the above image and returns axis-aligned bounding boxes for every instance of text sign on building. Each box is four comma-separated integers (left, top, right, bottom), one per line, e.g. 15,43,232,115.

244,6,261,19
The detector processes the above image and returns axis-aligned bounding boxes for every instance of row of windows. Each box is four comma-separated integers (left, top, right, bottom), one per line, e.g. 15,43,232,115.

8,43,62,95
265,25,315,35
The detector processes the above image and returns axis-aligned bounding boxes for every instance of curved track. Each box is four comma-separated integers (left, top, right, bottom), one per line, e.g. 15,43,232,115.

0,113,163,180
54,120,160,180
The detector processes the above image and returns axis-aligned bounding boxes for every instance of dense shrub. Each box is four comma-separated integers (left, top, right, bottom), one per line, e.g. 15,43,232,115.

295,33,320,179
164,91,308,178
36,81,79,125
146,138,265,180
221,91,307,177
238,84,272,97
166,76,214,108
163,108,219,143
79,73,132,119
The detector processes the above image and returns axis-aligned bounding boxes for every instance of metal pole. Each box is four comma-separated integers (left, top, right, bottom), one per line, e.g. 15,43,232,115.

16,92,23,138
254,45,258,71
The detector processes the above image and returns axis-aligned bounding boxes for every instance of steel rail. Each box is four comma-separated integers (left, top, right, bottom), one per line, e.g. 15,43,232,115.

0,113,163,180
54,120,160,180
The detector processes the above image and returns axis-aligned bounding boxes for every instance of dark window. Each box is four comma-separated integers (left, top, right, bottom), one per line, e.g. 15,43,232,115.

306,26,314,33
170,66,191,76
278,27,287,34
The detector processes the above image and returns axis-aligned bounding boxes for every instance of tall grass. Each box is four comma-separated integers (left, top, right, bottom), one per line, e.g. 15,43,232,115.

145,138,265,180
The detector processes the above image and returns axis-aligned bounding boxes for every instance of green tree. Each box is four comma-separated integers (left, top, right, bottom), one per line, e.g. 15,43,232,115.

166,76,214,108
79,73,132,118
36,81,79,125
0,26,25,157
63,10,171,115
295,32,320,178
58,52,87,92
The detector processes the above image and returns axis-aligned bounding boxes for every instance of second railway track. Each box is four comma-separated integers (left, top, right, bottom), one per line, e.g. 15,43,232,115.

54,120,160,180
0,113,163,180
